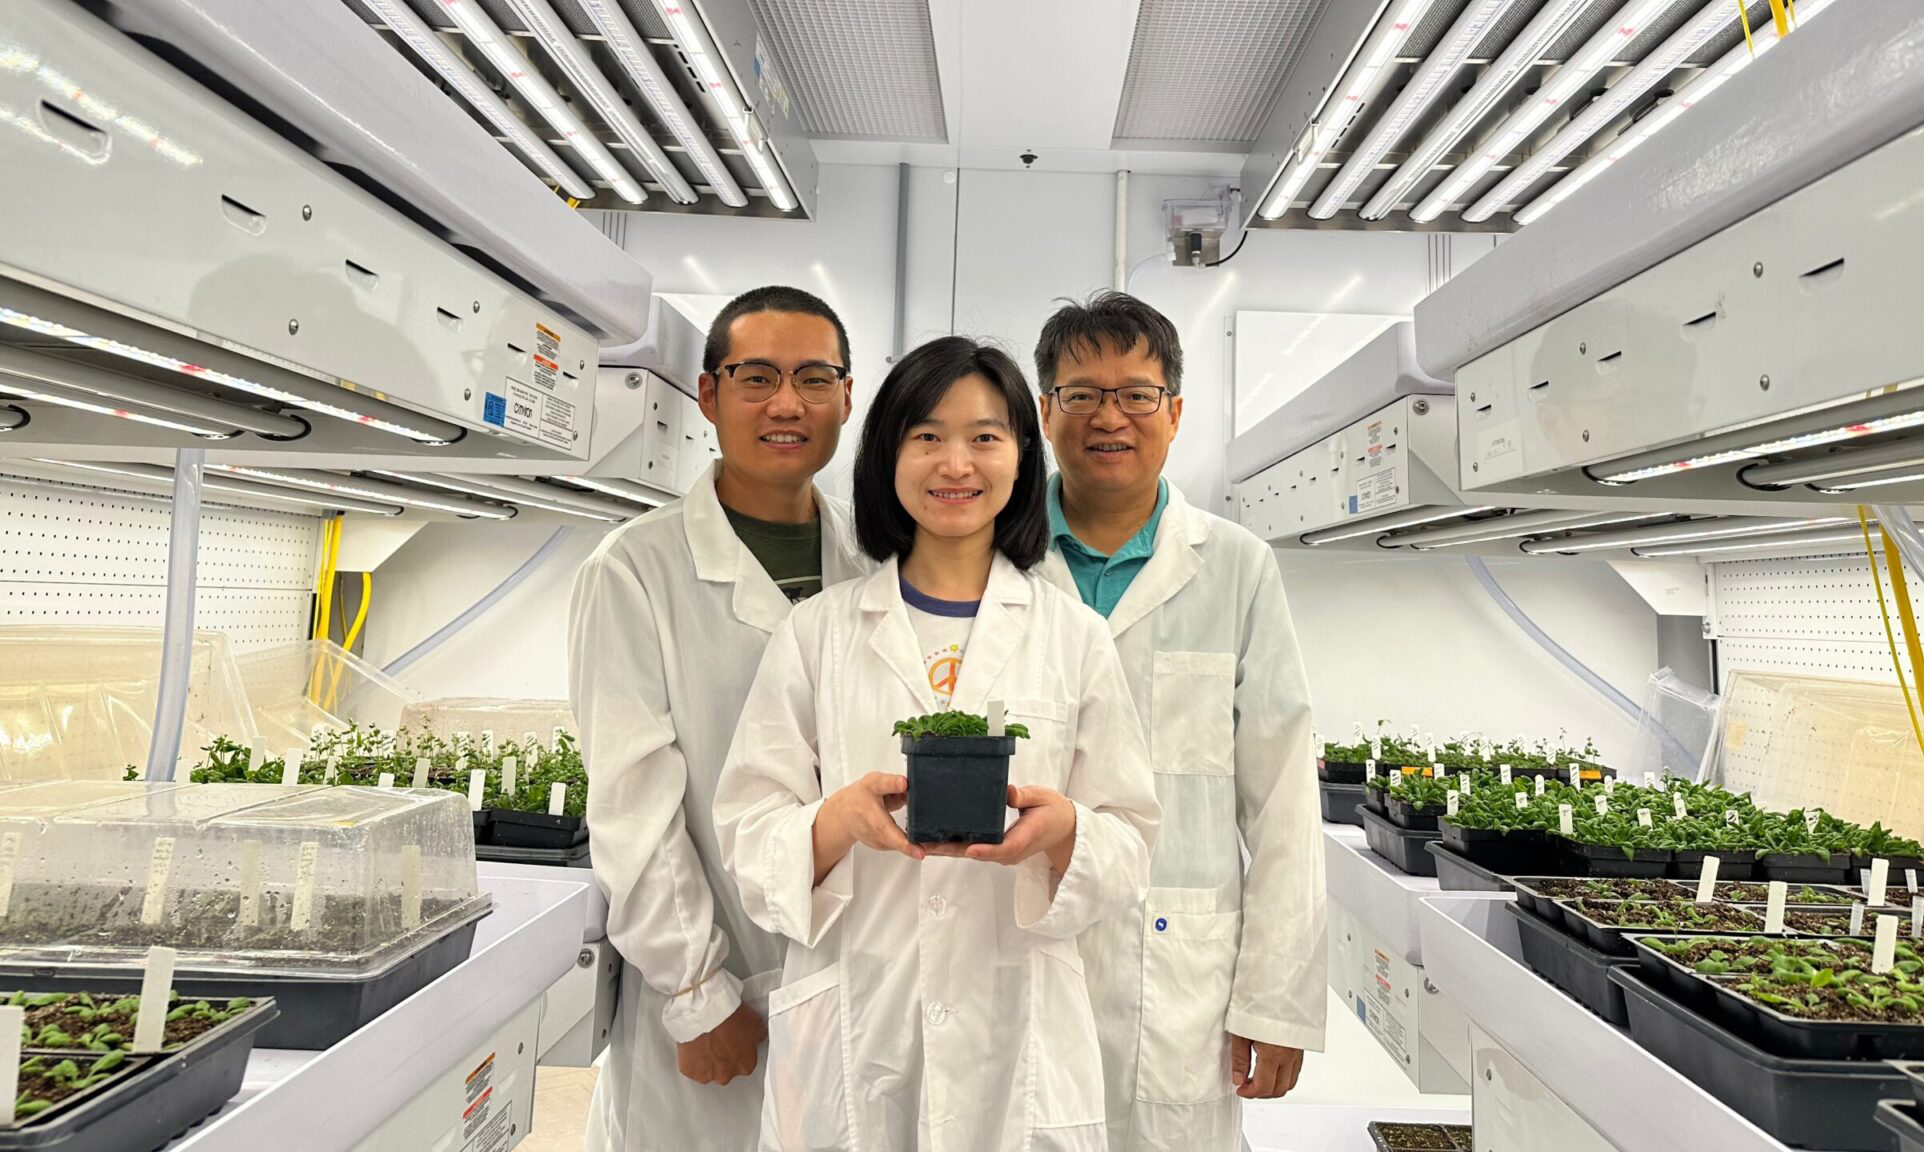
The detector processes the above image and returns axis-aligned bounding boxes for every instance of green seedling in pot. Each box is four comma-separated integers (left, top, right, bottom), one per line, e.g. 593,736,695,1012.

893,712,1031,741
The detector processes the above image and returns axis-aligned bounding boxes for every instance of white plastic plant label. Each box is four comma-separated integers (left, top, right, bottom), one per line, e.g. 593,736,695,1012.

1909,868,1919,894
1672,793,1687,820
280,751,300,787
1874,915,1899,973
1571,772,1582,791
238,839,263,928
1804,810,1820,834
549,782,568,816
1366,759,1377,777
1534,775,1546,796
140,837,175,926
1460,773,1473,794
1636,808,1653,829
1850,903,1866,936
1642,771,1655,788
1594,796,1609,816
0,832,21,920
1696,857,1720,902
377,772,395,790
482,729,496,756
502,756,519,799
1868,858,1891,907
247,740,264,772
467,769,487,812
133,946,175,1054
1725,810,1740,826
1371,740,1383,761
988,701,1006,738
0,1005,20,1124
1558,804,1573,837
324,756,339,784
1765,882,1788,934
1913,894,1922,939
1446,791,1459,818
1653,776,1668,793
1605,776,1617,796
291,841,319,931
411,757,430,789
1433,763,1446,780
1499,765,1512,785
401,844,423,929
1514,792,1528,812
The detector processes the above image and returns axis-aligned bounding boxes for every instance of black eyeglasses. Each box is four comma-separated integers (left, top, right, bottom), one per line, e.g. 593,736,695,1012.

1048,385,1170,416
720,360,849,404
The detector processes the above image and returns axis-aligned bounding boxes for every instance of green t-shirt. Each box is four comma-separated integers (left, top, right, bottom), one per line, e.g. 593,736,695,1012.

723,505,824,604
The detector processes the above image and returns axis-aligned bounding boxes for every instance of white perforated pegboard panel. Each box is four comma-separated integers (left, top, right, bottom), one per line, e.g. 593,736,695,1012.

0,478,320,653
1709,553,1921,687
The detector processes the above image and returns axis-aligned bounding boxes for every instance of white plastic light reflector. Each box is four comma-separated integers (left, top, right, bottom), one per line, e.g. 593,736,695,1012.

438,0,646,204
1258,0,1434,220
1594,406,1924,484
654,2,796,211
212,466,515,519
1311,0,1520,220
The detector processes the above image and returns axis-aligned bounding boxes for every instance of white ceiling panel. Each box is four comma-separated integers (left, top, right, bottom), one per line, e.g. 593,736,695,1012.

1113,0,1327,145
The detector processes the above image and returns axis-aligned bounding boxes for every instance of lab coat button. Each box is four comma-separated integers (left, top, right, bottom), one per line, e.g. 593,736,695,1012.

1154,917,1168,932
926,895,947,917
926,1002,948,1025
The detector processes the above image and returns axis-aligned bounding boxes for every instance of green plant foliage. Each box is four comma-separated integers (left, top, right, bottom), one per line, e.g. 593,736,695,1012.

892,712,1032,741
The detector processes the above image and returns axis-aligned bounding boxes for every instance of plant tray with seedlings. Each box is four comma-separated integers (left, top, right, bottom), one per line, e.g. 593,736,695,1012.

1755,852,1853,885
895,712,1029,845
1424,842,1511,893
1876,1100,1924,1152
0,990,275,1152
1437,819,1555,876
1556,898,1766,956
1506,901,1634,1024
1702,941,1924,1060
1767,906,1924,939
1359,806,1440,877
1384,791,1443,834
1672,848,1759,881
1681,881,1858,906
1318,780,1367,827
1510,876,1683,919
1365,1120,1472,1151
1317,758,1369,786
1611,965,1908,1152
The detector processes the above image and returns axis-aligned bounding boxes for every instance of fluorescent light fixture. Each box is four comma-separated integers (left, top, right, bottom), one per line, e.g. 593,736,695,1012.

1633,526,1865,558
1414,0,1676,223
368,470,631,522
39,460,405,516
1366,0,1591,221
556,475,666,506
350,0,594,201
576,0,748,207
1513,0,1834,226
437,0,645,204
1300,504,1501,545
1461,0,1735,223
1258,0,1434,220
1810,466,1924,493
506,0,696,203
651,1,796,211
1739,438,1924,489
1396,509,1659,549
1520,515,1855,554
0,342,303,438
1588,385,1924,484
211,466,515,519
1310,0,1521,220
0,375,237,438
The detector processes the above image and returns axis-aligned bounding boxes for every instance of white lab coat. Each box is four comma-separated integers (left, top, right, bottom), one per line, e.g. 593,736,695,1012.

714,554,1161,1152
567,462,871,1152
1040,485,1326,1152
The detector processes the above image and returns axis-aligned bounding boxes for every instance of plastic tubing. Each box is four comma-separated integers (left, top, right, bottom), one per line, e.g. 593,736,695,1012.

382,527,572,678
145,448,206,782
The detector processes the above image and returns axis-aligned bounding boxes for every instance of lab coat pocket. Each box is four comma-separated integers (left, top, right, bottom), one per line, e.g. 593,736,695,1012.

1150,651,1235,776
1005,696,1072,790
1135,886,1240,1105
761,964,850,1152
1031,939,1106,1128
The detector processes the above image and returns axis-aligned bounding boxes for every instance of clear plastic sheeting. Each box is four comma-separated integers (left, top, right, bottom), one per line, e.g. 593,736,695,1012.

0,781,488,976
1627,668,1721,783
1708,671,1924,839
235,640,419,753
396,697,575,744
0,627,255,781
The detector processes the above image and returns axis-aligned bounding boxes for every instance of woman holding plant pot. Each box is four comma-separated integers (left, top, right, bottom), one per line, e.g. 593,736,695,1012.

715,336,1160,1152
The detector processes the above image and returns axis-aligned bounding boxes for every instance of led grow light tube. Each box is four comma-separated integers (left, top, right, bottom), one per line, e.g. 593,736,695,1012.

651,1,796,211
1520,515,1854,554
210,466,515,519
1740,438,1924,489
1513,0,1834,226
0,343,303,438
506,0,696,203
576,0,747,207
350,0,594,201
1588,385,1924,484
1,287,467,445
1632,526,1864,558
1258,0,1435,220
1461,0,1735,223
1412,0,1676,223
1396,509,1659,549
1310,0,1521,220
1809,466,1924,493
1366,0,1591,221
369,470,631,522
0,375,236,438
555,474,666,506
438,0,645,204
1300,504,1501,545
40,460,405,516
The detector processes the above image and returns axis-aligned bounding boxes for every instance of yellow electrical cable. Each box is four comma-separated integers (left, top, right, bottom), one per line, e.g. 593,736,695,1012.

1861,506,1924,758
309,517,342,705
1767,0,1790,36
327,572,372,712
1736,0,1756,55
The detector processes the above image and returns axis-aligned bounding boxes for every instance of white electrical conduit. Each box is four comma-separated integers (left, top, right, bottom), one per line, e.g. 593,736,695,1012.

145,448,205,782
383,526,573,677
0,344,304,438
1114,170,1129,291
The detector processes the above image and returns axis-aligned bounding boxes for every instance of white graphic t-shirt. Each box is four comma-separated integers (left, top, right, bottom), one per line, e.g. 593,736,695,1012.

900,576,979,710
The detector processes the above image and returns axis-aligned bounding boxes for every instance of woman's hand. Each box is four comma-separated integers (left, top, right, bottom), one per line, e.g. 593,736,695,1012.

958,785,1077,873
813,772,925,884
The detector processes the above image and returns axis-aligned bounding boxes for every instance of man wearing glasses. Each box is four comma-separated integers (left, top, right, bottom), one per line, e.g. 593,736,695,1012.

568,286,868,1152
1034,292,1326,1152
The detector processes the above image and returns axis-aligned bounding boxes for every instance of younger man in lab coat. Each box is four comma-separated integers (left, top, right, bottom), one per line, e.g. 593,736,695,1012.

1034,292,1327,1152
567,286,868,1152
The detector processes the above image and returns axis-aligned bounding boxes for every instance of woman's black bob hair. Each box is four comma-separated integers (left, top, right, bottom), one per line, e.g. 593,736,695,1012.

853,336,1049,569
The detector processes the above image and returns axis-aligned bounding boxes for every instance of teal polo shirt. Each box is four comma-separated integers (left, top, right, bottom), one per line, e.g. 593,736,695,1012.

1048,475,1167,618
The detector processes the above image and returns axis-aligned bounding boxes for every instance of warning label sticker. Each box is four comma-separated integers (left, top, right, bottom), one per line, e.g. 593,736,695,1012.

503,379,573,450
533,324,562,393
461,1052,511,1152
1354,469,1398,515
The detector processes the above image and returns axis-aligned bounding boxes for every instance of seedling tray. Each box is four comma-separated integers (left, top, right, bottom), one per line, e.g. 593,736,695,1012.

1857,854,1924,879
1699,968,1924,1061
1556,898,1765,956
0,995,276,1152
490,808,588,849
1612,966,1906,1152
1897,1059,1924,1106
1366,1120,1470,1151
1876,1100,1924,1152
1362,785,1388,815
1506,901,1632,1024
1384,794,1439,833
1437,820,1555,875
1757,852,1851,884
1360,806,1439,878
477,839,591,868
1319,780,1366,827
1672,849,1757,881
1425,843,1511,893
1317,759,1368,786
1511,876,1680,920
0,906,487,1050
1560,838,1672,878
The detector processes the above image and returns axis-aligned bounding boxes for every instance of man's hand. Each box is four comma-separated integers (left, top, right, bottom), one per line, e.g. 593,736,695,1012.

1230,1036,1304,1099
676,1003,767,1086
952,785,1077,873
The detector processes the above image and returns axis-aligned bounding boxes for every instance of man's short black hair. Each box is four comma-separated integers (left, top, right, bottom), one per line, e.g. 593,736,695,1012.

1033,290,1183,396
853,336,1048,569
702,285,851,374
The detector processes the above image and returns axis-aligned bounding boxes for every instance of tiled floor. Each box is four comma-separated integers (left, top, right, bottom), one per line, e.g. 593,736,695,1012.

525,1065,598,1152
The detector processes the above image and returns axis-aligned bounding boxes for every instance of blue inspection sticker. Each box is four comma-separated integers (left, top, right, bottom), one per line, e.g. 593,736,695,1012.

1154,917,1168,933
1348,495,1359,514
483,393,507,427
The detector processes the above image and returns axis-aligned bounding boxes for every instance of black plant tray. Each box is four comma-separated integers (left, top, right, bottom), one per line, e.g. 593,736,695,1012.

1362,784,1388,815
472,809,492,840
0,996,276,1152
1319,780,1367,827
0,915,484,1051
1878,1101,1924,1152
1671,848,1758,881
1898,1060,1924,1106
478,839,591,868
1438,820,1556,875
1858,854,1924,879
1756,852,1851,884
1384,793,1440,833
1366,1120,1472,1151
490,808,588,849
1360,805,1440,877
1560,838,1673,878
1613,966,1905,1151
1507,901,1632,1024
1698,969,1924,1061
1556,898,1764,957
1317,759,1368,785
1425,842,1511,893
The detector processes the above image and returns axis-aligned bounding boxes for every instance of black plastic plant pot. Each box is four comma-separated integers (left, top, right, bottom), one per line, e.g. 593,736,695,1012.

1855,854,1924,878
1561,838,1672,878
1384,793,1440,833
1756,851,1851,884
1365,1121,1463,1151
1362,785,1388,815
490,808,588,849
1438,820,1554,875
1359,806,1440,877
1670,848,1758,881
1506,901,1633,1024
1877,1100,1924,1152
477,839,591,868
902,734,1012,845
1898,1060,1924,1107
1612,966,1909,1152
1425,842,1511,893
1318,781,1367,827
1317,759,1368,785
